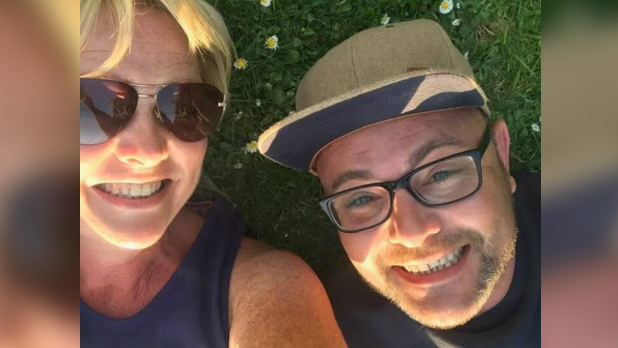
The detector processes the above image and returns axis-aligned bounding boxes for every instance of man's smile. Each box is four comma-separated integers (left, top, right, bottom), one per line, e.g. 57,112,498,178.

397,245,466,275
391,245,472,287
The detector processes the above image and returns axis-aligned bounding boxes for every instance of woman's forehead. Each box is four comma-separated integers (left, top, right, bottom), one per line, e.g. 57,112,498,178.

88,11,188,50
81,6,199,83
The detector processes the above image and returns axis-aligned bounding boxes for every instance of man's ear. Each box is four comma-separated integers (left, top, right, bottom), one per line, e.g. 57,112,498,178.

492,119,517,194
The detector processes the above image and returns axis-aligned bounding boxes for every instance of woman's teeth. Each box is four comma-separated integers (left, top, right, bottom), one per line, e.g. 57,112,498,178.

97,181,163,199
403,246,465,275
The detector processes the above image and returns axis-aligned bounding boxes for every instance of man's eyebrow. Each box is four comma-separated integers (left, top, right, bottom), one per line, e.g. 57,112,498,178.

408,136,465,169
327,135,465,194
329,170,374,194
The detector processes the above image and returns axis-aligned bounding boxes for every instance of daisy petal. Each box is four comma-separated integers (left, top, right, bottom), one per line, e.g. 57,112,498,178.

439,0,454,14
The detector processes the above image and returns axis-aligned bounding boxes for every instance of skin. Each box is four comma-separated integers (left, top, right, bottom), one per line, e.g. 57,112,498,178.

542,210,618,348
79,6,347,347
0,2,77,348
542,254,618,348
316,109,518,329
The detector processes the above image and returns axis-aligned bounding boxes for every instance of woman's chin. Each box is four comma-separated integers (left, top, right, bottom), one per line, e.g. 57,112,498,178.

97,227,166,250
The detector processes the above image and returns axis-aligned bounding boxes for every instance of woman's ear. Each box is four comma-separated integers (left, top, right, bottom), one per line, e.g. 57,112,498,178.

492,119,517,194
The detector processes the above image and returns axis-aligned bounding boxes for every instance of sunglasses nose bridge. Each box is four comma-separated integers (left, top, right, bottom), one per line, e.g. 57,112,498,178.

137,93,159,109
137,93,157,98
136,92,162,114
128,95,166,133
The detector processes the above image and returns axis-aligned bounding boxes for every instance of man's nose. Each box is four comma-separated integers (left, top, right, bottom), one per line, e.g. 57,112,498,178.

386,190,442,249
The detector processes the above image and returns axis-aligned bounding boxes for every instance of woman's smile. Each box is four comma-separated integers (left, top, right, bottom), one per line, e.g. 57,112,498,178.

89,178,174,210
94,179,171,200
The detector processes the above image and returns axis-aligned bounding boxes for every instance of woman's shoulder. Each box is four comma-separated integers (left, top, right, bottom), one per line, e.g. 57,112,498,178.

227,238,348,346
230,237,323,310
233,237,307,274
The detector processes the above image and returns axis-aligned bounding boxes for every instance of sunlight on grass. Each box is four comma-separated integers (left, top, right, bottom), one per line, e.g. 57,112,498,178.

201,0,541,269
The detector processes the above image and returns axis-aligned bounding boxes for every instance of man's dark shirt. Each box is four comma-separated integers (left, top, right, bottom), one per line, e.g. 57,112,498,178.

320,172,540,348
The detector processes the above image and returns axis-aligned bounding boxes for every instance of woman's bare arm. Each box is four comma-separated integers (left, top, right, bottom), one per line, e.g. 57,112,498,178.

228,238,348,348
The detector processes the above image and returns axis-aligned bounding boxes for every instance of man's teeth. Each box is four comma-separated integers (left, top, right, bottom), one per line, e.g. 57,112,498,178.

403,247,464,275
98,181,163,199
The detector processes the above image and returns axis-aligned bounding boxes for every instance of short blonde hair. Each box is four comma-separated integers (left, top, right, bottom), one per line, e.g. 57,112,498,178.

80,0,234,94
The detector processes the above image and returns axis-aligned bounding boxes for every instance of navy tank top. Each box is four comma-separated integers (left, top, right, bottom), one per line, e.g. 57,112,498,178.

80,196,244,348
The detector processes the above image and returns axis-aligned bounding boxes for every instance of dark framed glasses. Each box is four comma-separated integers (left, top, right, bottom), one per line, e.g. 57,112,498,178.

319,124,492,233
80,78,228,145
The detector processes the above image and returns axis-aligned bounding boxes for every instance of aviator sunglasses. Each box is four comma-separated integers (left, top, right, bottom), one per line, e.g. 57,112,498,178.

80,78,228,145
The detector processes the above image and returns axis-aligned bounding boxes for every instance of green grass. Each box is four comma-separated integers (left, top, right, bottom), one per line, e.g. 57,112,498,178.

199,0,541,270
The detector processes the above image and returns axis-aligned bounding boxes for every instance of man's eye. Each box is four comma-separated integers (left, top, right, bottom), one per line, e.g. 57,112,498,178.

347,195,374,208
428,169,461,184
432,171,452,182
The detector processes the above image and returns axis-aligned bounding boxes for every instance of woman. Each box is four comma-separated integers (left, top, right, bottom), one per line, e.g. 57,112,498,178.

80,1,347,347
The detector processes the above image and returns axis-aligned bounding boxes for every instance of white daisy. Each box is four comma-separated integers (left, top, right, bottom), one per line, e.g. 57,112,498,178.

452,19,461,27
439,0,454,14
380,13,391,26
265,35,279,50
531,123,540,133
233,162,244,170
245,141,259,154
233,58,248,70
260,0,272,7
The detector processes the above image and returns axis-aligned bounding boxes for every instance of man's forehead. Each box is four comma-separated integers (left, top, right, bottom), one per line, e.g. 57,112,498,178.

316,109,484,182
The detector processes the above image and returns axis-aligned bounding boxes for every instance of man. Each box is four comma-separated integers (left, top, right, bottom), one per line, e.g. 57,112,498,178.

259,19,540,347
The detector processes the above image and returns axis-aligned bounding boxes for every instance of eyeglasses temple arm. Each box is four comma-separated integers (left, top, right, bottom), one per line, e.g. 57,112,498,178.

478,122,493,155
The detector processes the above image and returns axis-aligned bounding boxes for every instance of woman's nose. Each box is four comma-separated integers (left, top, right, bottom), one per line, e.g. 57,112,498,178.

113,97,169,168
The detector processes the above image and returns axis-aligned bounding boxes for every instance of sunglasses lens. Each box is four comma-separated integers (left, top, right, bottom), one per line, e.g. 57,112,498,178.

80,79,137,145
157,83,224,142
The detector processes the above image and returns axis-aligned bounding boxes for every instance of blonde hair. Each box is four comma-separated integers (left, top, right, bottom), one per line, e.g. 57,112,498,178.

80,0,234,94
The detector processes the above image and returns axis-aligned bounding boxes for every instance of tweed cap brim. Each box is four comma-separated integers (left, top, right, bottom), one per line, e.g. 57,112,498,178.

258,68,489,174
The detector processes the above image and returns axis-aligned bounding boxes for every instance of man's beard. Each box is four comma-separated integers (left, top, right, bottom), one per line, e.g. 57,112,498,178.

361,214,517,330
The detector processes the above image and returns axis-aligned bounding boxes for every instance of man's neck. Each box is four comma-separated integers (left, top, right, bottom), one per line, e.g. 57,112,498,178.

478,252,517,316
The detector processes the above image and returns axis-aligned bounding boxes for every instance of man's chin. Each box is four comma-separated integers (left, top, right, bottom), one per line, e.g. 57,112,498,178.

397,301,483,330
379,285,488,330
